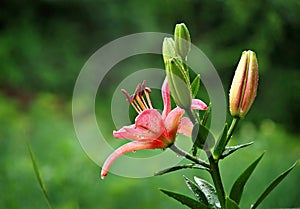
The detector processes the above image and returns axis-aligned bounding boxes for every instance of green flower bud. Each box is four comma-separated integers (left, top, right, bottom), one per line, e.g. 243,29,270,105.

174,23,191,59
166,58,192,110
162,37,176,64
229,50,259,118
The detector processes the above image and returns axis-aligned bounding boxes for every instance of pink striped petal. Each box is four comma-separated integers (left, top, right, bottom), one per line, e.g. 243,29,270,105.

135,109,164,137
177,117,193,137
113,125,158,140
113,125,139,140
161,78,171,119
191,99,207,110
164,107,185,138
101,140,166,179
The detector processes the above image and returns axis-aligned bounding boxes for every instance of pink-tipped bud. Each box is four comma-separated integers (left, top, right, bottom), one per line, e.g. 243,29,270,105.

229,50,259,118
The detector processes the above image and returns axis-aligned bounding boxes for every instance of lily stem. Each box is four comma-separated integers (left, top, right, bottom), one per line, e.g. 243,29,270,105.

225,117,240,146
169,144,210,169
206,150,226,208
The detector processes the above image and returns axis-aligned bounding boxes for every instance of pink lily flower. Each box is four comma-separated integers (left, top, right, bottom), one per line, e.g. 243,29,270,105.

101,78,207,179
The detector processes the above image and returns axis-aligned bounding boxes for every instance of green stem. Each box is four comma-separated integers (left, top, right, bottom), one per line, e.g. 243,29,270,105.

186,103,226,207
206,150,226,208
169,144,210,169
186,108,200,156
225,117,240,146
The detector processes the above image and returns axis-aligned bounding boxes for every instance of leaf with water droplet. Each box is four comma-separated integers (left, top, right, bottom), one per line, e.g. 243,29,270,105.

160,189,209,209
194,176,220,209
154,164,208,176
220,142,254,159
183,176,209,206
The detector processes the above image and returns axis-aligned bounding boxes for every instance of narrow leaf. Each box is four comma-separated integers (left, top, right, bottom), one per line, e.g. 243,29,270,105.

191,74,200,97
251,162,298,209
27,142,54,209
220,142,254,159
154,164,208,176
229,153,264,204
160,189,209,209
192,123,215,150
194,176,220,209
213,123,228,160
184,176,209,206
225,197,239,209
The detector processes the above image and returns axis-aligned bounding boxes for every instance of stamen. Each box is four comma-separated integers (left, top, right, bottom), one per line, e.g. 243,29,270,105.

135,95,147,110
144,91,153,109
141,80,146,91
145,87,152,94
141,95,149,109
120,81,153,113
134,84,142,96
132,100,142,113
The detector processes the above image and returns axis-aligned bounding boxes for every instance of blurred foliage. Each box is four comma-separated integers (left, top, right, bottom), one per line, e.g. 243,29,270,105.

0,0,300,131
0,94,299,208
0,0,300,209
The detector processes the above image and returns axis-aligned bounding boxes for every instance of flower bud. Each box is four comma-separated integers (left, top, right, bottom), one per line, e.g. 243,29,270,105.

229,50,259,118
174,23,191,59
162,37,176,64
166,58,192,110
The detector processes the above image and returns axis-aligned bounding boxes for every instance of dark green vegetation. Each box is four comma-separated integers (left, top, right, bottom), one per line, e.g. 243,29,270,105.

0,0,299,208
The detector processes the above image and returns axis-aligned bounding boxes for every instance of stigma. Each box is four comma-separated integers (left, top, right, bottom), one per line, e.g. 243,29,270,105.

121,81,153,113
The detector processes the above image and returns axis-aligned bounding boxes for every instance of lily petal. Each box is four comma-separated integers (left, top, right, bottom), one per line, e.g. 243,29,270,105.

113,125,158,140
101,140,166,179
113,125,138,140
164,107,185,138
177,117,193,137
191,99,207,110
135,109,164,137
161,78,171,119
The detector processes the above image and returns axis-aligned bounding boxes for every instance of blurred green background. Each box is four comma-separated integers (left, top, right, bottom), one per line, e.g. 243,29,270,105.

1,0,300,208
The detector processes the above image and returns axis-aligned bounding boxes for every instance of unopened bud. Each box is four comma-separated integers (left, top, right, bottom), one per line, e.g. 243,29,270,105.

229,50,259,118
162,37,176,64
174,23,191,59
166,58,192,109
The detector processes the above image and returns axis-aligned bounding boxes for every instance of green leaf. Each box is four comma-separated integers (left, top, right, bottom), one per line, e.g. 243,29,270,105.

213,123,228,160
27,142,54,209
184,176,209,206
160,189,209,209
229,153,264,204
192,123,215,150
251,162,298,209
225,197,239,209
154,164,208,176
220,142,254,159
191,74,200,98
194,176,220,209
